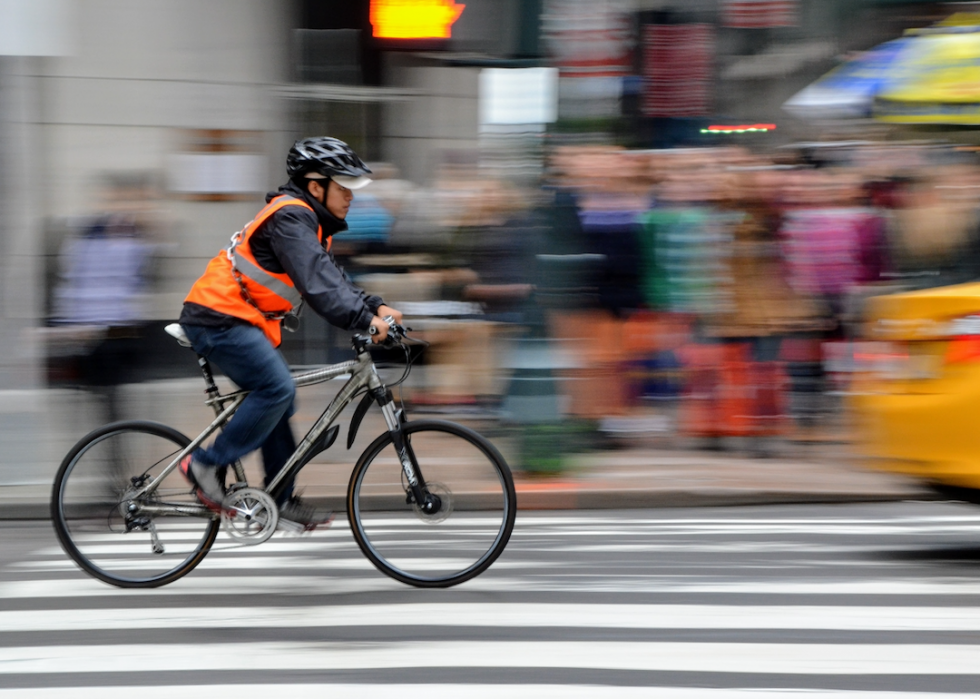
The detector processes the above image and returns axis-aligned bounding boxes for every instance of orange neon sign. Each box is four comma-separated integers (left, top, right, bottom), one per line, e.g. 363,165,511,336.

370,0,466,40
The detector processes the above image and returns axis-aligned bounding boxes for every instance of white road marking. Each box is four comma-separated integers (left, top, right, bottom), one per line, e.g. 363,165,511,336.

512,523,980,536
534,543,937,553
0,641,978,675
0,576,404,598
1,687,978,699
2,603,980,633
11,555,541,573
517,515,980,524
18,541,360,564
10,556,378,572
6,575,980,599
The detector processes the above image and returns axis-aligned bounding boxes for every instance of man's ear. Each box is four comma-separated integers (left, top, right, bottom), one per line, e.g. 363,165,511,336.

307,180,324,200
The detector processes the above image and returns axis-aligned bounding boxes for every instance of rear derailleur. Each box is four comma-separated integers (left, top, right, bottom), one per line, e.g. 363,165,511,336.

120,475,164,554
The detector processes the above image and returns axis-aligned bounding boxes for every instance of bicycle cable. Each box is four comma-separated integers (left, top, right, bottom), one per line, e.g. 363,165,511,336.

373,332,427,391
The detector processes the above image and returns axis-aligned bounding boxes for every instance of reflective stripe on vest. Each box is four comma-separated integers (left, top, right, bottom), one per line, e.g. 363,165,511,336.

227,195,323,311
231,250,303,307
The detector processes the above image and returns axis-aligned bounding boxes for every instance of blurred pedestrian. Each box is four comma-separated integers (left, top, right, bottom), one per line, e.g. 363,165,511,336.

49,172,160,424
885,165,980,286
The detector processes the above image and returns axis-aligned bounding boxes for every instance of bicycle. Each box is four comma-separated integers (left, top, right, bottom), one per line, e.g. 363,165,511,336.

50,321,517,589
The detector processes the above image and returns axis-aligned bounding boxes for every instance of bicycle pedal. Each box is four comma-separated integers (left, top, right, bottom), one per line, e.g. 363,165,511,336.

277,517,332,534
276,518,310,534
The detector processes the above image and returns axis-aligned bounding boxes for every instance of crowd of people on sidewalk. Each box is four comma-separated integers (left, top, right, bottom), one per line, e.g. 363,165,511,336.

529,141,980,445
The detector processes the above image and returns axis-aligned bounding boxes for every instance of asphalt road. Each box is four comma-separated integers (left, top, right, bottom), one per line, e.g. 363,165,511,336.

1,502,980,697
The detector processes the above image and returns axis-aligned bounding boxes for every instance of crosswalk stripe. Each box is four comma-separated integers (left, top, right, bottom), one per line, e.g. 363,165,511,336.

510,515,980,525
1,641,979,675
0,576,404,598
530,543,946,552
2,688,979,699
11,556,543,573
32,515,980,557
3,687,978,699
5,576,980,599
26,542,954,561
1,603,980,633
33,531,353,549
32,539,352,557
10,556,377,572
512,523,980,535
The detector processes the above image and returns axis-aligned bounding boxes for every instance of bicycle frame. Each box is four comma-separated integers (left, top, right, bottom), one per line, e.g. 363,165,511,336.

130,343,411,513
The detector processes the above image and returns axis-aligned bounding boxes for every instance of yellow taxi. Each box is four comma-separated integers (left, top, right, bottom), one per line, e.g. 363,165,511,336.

853,281,980,500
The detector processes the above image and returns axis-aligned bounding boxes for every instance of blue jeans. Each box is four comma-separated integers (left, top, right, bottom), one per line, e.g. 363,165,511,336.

182,323,297,502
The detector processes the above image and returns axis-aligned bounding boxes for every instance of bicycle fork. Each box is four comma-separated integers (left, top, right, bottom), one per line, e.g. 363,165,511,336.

377,391,442,516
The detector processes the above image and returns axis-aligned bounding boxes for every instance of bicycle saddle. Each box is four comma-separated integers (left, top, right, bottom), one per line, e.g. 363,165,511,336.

164,323,192,348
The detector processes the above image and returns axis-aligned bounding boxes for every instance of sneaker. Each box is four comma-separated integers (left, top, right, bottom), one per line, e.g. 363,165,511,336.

179,455,226,511
279,496,334,530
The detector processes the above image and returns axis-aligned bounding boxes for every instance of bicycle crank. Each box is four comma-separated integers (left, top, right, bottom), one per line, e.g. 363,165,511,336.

221,487,279,545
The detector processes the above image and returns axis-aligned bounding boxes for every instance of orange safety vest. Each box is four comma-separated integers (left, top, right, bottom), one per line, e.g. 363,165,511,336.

184,195,331,347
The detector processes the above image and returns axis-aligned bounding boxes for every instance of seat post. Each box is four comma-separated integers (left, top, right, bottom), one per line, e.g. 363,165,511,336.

197,353,247,485
197,355,221,406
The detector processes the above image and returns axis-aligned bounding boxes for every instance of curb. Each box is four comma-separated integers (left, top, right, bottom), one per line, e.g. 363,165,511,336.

513,486,935,510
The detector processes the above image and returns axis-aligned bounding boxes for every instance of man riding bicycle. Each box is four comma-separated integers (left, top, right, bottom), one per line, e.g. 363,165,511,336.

177,137,401,526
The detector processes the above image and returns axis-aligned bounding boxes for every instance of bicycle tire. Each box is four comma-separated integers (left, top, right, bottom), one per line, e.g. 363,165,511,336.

347,419,517,588
51,420,219,588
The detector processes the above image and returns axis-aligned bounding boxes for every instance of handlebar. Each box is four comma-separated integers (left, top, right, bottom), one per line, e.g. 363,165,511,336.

352,316,413,354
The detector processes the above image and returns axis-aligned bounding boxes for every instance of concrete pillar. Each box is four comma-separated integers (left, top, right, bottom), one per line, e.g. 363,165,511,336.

0,56,47,500
0,57,43,390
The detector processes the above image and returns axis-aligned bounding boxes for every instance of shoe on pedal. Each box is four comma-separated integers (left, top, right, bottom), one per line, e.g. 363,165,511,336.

179,455,226,511
279,496,333,530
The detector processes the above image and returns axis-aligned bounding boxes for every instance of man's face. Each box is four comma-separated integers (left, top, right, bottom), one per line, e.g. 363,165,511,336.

324,179,353,219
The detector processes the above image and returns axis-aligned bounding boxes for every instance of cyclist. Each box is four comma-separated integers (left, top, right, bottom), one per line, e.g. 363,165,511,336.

177,137,402,526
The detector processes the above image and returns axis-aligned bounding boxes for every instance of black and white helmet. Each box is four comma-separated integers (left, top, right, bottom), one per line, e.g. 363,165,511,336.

286,137,373,190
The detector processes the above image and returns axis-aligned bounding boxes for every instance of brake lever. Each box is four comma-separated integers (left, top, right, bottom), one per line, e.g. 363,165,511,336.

382,316,411,339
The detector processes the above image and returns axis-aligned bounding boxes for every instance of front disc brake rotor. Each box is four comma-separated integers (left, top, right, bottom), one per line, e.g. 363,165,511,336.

412,481,453,524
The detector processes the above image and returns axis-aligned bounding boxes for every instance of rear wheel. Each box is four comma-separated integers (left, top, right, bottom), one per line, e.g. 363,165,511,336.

51,420,219,588
347,419,516,588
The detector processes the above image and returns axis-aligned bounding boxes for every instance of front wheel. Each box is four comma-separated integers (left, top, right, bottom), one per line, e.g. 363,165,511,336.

51,420,219,588
347,419,517,588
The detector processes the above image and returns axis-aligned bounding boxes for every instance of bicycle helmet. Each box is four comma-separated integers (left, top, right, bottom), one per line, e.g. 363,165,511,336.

287,137,373,190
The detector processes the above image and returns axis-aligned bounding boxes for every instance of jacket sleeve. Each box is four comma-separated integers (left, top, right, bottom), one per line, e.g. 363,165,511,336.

331,254,386,314
265,208,376,331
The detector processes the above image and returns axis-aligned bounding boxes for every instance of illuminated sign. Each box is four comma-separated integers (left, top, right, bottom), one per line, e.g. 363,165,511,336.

480,68,559,126
370,0,465,40
701,123,776,133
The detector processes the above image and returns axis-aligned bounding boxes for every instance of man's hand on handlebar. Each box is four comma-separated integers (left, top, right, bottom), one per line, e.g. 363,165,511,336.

368,316,391,343
376,304,403,325
368,307,405,345
357,311,412,353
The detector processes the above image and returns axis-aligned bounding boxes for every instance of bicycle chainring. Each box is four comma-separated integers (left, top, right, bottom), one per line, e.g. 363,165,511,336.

221,487,279,545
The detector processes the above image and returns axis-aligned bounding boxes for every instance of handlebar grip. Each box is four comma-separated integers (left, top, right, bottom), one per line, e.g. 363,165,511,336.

353,319,410,353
